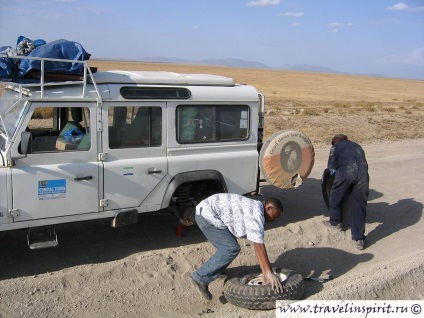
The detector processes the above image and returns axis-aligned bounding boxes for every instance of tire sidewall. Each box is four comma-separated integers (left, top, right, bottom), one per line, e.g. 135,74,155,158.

223,268,305,310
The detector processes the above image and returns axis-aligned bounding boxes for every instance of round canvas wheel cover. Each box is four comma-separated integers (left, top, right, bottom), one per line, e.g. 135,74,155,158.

260,130,315,189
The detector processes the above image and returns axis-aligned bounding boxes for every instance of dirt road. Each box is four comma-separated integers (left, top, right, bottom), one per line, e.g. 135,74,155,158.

0,139,423,318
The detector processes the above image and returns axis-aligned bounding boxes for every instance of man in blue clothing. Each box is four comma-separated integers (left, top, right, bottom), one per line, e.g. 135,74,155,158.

190,193,284,300
323,134,369,250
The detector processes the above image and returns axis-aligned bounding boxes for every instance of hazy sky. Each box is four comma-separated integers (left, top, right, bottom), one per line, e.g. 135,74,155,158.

1,0,423,80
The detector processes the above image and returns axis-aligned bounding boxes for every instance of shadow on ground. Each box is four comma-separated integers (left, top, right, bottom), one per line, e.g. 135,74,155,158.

0,177,421,282
259,178,422,249
0,211,206,280
221,247,373,299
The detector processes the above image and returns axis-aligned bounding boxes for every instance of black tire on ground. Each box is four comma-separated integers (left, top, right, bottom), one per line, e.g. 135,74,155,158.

321,168,350,225
223,268,305,310
259,130,314,189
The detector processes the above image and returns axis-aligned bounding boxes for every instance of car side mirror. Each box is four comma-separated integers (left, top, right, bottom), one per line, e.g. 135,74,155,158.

10,131,33,165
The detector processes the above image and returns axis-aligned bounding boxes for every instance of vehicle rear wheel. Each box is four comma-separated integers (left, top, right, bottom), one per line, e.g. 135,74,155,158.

223,268,305,310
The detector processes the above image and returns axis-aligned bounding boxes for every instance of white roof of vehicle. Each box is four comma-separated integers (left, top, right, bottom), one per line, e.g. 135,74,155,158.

90,70,236,86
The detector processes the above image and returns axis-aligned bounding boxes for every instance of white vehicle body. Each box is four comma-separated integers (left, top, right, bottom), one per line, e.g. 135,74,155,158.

0,56,264,244
0,56,315,248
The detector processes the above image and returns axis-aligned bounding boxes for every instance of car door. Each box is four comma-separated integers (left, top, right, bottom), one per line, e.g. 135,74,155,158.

10,102,100,221
102,102,167,211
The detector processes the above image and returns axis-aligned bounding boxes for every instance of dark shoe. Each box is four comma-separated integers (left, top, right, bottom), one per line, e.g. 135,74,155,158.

190,276,212,301
322,220,342,231
355,239,366,250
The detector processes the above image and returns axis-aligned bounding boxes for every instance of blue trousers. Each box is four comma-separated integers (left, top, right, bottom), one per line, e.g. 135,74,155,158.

191,214,241,285
330,171,369,241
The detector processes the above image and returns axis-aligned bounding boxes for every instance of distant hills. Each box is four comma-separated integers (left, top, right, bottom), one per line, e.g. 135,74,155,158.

281,64,338,74
139,56,353,76
95,56,424,80
141,57,269,69
105,56,387,78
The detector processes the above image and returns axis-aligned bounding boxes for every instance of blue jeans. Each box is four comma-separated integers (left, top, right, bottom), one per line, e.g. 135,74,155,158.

191,213,240,285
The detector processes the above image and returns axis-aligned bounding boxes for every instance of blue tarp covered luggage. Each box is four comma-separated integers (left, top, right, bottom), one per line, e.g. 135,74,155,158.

0,46,15,78
0,38,91,80
18,39,91,77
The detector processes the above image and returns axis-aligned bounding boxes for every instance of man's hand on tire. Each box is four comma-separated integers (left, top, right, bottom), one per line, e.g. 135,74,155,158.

263,271,283,293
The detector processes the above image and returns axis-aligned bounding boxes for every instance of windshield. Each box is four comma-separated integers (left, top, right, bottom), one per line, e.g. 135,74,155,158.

0,89,28,139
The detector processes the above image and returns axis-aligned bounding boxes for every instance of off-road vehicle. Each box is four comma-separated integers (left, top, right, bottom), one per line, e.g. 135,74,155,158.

0,55,314,248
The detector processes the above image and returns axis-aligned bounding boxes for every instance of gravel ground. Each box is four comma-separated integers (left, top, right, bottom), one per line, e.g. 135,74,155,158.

0,139,423,318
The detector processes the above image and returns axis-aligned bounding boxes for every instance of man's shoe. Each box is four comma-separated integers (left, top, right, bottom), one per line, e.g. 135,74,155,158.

355,239,366,250
190,276,212,301
322,220,342,231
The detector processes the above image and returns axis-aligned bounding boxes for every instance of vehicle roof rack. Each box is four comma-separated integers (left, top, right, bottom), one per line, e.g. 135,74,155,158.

90,70,236,86
0,54,101,100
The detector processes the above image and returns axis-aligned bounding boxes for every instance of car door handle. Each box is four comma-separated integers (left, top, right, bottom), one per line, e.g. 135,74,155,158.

148,169,162,174
74,176,93,181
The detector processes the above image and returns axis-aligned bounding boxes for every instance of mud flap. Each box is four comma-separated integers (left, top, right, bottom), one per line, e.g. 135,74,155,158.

259,130,315,189
112,209,138,228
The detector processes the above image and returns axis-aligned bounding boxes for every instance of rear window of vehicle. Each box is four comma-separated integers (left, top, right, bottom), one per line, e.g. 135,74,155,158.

177,105,249,143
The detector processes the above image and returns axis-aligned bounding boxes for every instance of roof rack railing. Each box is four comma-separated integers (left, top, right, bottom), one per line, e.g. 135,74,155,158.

0,54,101,100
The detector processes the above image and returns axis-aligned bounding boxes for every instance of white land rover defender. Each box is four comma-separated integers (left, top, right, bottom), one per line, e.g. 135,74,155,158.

0,56,314,249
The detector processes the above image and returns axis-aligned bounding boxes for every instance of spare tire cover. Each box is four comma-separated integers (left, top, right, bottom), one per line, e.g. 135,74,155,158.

259,130,314,189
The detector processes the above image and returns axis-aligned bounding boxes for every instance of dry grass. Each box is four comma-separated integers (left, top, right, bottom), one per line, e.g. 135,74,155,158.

3,60,424,148
91,60,424,103
91,60,424,147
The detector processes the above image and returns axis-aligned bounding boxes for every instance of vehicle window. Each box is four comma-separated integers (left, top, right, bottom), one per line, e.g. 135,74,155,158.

1,96,27,139
177,105,249,143
121,87,190,99
23,106,90,153
108,106,162,149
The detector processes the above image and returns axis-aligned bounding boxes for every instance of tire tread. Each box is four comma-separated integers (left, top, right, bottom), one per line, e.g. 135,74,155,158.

223,268,305,310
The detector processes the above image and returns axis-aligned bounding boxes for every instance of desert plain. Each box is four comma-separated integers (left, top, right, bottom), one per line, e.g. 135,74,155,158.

0,61,423,317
